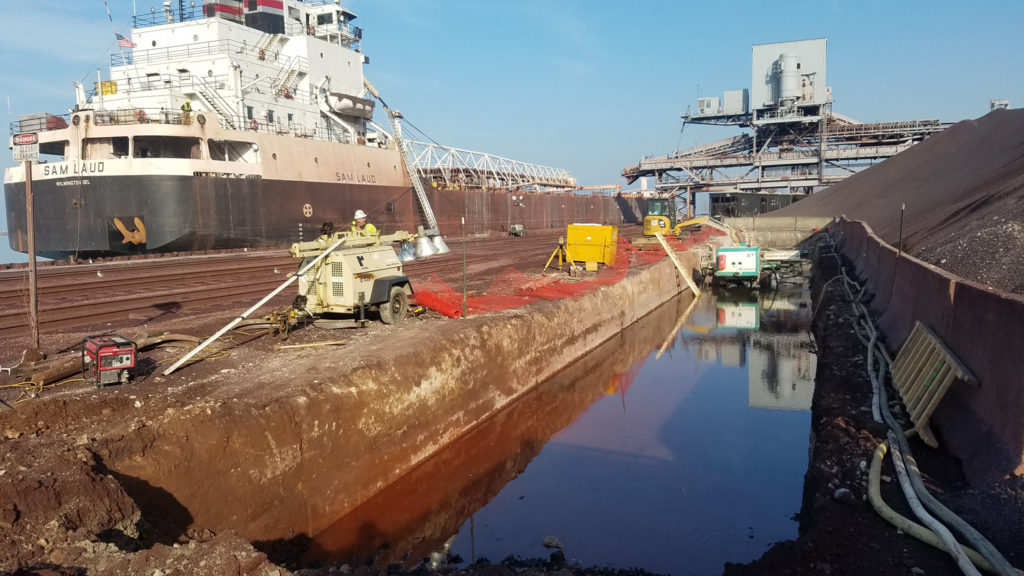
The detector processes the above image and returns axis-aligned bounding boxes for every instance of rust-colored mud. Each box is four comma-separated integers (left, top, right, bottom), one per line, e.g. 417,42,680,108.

300,292,693,567
100,257,687,543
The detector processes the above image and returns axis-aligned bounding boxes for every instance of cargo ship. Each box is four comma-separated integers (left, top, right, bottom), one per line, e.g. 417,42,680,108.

4,1,633,259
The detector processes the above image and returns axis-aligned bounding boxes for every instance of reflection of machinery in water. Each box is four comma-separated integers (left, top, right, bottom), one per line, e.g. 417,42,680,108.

679,285,816,410
748,333,816,410
715,287,761,331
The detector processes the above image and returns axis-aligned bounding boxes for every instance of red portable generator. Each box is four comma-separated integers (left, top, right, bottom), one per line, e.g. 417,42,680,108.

82,335,136,387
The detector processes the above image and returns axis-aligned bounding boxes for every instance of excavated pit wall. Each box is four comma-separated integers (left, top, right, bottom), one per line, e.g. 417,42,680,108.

303,291,694,565
107,253,694,544
831,217,1024,485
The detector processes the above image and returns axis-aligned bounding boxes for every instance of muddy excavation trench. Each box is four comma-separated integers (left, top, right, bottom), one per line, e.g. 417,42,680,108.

3,238,1023,576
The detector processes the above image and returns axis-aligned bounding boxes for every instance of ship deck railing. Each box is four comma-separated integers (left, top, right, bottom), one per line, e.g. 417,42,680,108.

131,6,205,29
129,6,362,51
9,104,357,148
86,72,313,109
112,38,284,68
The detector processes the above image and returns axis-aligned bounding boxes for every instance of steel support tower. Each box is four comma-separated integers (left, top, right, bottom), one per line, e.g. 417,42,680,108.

622,39,947,213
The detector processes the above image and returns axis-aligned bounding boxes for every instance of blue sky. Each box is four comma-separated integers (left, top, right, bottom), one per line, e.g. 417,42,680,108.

2,0,1023,262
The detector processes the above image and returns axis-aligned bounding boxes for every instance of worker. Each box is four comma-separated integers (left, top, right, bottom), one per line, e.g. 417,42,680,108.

351,209,377,236
181,98,192,125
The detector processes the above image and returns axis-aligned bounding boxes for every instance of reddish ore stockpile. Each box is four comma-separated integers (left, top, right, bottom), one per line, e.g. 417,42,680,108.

780,108,1024,294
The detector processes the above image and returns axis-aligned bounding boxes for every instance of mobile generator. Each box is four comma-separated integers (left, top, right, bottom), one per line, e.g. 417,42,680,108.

290,227,416,325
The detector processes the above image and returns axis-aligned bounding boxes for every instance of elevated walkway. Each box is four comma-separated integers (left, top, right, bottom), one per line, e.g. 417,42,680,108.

406,140,577,190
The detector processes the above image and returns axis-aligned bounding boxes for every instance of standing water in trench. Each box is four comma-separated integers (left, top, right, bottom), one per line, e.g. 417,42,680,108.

304,275,817,576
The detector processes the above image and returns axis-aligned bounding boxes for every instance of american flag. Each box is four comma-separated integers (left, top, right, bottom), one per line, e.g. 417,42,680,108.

116,33,136,48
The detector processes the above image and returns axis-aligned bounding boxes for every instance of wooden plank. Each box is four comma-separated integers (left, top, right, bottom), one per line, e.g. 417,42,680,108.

893,325,925,382
888,320,981,449
916,366,958,426
916,421,939,449
911,360,950,422
654,232,701,296
916,322,979,386
906,347,942,406
897,328,931,394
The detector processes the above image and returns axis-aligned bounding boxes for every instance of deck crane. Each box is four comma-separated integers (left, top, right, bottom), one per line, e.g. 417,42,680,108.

363,77,449,255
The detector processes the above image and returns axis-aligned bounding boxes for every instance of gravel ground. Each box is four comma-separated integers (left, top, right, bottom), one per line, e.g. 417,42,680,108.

780,108,1024,294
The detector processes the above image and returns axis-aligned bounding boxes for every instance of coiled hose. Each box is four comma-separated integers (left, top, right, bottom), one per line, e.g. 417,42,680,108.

816,232,1018,576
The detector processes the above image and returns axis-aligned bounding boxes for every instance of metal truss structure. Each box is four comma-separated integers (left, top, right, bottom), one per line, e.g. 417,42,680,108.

406,140,577,191
622,103,947,208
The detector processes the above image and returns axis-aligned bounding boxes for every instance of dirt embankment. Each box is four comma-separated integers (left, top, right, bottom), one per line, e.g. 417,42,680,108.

779,108,1024,293
0,250,690,575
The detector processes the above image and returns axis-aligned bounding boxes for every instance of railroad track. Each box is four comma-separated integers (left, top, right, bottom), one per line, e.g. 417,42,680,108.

1,229,639,339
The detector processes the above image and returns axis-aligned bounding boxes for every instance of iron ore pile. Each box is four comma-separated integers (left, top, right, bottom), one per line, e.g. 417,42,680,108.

782,108,1024,294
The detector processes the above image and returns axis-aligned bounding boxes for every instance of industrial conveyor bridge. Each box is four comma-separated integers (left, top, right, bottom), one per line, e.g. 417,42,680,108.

406,140,577,191
622,109,946,204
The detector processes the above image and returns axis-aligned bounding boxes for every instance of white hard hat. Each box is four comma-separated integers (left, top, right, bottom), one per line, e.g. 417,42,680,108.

354,209,367,219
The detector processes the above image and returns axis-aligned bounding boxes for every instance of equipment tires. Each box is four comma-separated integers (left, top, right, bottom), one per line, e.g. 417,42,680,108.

379,286,408,324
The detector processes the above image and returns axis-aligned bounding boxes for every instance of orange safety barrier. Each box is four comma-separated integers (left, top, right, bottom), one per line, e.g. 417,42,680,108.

413,236,688,318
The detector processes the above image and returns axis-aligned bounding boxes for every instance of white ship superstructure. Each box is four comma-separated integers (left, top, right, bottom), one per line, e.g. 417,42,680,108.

4,0,415,258
100,0,375,145
4,0,588,259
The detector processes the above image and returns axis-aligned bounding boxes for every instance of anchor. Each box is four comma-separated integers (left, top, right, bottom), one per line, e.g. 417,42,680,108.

113,217,147,245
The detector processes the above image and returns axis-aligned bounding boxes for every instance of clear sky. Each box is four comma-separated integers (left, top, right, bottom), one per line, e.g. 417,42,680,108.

2,0,1022,262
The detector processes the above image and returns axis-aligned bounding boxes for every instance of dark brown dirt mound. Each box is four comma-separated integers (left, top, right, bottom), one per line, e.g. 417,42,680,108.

779,108,1024,293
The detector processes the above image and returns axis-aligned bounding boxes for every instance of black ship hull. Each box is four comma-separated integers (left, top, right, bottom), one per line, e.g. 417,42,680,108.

5,174,643,259
4,174,414,259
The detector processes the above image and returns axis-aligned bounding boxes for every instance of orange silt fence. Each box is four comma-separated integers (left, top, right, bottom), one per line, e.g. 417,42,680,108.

413,235,685,318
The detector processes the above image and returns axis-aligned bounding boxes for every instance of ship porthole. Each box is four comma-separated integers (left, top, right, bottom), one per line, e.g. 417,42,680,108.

314,157,319,164
72,115,81,126
272,153,278,160
151,40,157,47
196,113,206,125
366,162,371,168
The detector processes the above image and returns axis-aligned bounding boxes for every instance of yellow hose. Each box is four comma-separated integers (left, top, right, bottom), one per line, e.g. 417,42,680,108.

868,442,1023,575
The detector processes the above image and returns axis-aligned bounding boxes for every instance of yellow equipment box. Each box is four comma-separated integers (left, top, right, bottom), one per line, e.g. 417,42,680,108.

566,224,617,266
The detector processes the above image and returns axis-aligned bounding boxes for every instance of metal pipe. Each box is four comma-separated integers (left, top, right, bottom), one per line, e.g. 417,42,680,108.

162,235,347,375
25,159,38,350
461,216,467,317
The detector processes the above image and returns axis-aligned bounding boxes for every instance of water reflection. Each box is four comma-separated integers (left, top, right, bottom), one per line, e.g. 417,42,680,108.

305,279,817,576
303,292,696,567
681,286,817,411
